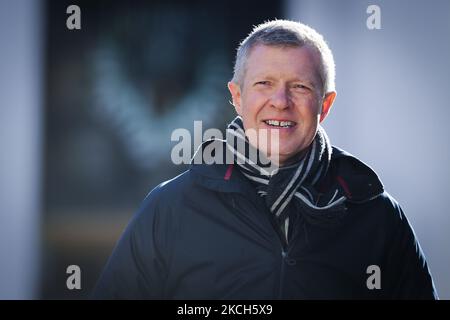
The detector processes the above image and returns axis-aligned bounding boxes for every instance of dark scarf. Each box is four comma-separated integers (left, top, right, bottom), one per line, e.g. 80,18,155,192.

226,116,347,238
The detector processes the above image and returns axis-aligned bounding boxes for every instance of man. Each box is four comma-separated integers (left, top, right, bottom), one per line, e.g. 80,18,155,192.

92,20,437,299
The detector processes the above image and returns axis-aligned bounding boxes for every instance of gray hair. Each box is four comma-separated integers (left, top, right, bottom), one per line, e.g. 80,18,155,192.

231,19,336,95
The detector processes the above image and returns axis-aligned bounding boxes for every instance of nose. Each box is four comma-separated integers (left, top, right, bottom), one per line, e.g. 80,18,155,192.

270,86,291,110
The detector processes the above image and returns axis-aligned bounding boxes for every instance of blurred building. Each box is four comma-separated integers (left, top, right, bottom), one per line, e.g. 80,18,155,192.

0,0,449,299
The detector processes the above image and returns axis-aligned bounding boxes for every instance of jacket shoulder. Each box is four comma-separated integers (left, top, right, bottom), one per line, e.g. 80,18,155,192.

139,170,194,211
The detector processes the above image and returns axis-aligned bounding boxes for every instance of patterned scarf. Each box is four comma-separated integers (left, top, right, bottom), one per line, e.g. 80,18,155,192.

226,116,347,240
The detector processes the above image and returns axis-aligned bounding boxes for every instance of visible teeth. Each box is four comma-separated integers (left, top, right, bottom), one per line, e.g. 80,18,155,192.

265,120,294,127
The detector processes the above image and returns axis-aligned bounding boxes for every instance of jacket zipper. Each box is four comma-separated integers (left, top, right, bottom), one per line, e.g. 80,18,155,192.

233,193,291,299
265,204,289,299
278,249,287,299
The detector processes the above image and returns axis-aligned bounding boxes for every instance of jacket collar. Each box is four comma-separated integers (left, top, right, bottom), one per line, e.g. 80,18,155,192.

326,146,384,203
189,140,384,203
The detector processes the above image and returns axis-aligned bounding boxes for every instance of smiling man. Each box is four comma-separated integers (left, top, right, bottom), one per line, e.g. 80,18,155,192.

93,20,437,299
228,39,335,167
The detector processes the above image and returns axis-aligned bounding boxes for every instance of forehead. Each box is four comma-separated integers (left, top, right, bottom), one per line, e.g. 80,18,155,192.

244,44,322,83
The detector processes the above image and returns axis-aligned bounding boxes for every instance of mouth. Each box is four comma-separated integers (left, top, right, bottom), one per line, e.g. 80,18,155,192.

263,119,297,128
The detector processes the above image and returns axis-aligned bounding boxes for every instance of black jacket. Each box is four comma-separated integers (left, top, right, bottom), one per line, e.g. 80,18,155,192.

92,146,437,299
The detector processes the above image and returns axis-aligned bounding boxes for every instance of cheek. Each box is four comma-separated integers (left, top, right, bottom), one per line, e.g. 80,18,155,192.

241,94,265,117
295,101,322,123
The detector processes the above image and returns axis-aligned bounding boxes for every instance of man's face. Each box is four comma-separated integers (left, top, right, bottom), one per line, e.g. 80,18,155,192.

228,44,336,166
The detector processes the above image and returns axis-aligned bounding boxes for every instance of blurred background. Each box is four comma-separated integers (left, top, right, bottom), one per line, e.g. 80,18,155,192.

0,0,449,299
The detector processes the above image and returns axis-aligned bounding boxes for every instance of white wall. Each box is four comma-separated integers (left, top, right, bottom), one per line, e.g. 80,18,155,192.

285,0,450,298
0,0,44,299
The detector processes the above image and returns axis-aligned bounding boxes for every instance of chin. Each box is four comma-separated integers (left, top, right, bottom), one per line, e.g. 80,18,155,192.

281,147,308,160
278,145,302,156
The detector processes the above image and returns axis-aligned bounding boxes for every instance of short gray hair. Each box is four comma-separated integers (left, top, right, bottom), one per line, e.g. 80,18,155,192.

231,19,336,94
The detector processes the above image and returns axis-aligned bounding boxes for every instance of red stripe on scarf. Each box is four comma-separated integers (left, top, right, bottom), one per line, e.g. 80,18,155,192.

336,175,352,199
224,164,234,180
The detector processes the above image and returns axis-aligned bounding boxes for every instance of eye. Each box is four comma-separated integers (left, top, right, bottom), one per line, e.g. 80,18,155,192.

254,81,271,86
292,83,309,90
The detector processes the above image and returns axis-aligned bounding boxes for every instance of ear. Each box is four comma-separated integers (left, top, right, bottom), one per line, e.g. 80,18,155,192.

227,81,242,115
319,91,336,123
